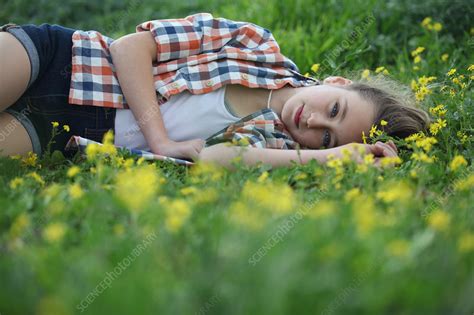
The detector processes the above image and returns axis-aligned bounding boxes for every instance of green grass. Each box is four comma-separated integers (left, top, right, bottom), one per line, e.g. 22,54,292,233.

1,1,473,314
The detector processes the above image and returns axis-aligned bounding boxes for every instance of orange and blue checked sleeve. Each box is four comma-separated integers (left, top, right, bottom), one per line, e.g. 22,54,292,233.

135,12,279,63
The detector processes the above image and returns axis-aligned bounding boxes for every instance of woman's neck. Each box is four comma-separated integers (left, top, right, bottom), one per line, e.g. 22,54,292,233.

268,86,300,116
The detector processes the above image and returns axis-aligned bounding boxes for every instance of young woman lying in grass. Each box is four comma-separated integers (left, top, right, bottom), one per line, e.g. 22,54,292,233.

0,13,429,168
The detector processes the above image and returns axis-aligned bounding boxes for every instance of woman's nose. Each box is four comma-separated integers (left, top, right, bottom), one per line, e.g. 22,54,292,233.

306,112,326,129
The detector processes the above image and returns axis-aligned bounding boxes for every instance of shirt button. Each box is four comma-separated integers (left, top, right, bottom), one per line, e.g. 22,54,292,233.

275,79,283,84
205,80,213,87
241,73,249,80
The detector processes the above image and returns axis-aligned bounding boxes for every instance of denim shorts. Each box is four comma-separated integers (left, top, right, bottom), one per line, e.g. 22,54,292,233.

1,22,116,158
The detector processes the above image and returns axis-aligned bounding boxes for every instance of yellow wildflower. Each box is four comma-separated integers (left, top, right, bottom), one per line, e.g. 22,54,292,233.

344,187,361,202
43,222,67,243
9,177,24,189
458,232,474,253
380,156,403,168
136,157,145,165
467,64,474,71
327,157,343,169
411,46,425,57
429,104,447,117
68,183,84,199
421,17,432,29
51,121,59,128
66,166,81,178
418,75,437,86
432,22,442,32
27,172,45,186
165,199,191,233
241,180,294,215
115,164,160,214
415,136,438,152
180,186,198,195
411,152,434,163
85,143,100,161
340,147,353,164
405,131,424,143
449,155,468,171
361,69,370,79
369,125,377,138
376,181,413,204
410,79,418,91
447,68,456,76
364,153,375,165
21,151,38,167
294,172,308,181
429,118,447,135
257,171,269,183
123,158,134,169
456,131,468,144
311,63,320,73
413,55,421,64
427,210,450,232
375,66,384,73
101,143,117,156
441,54,449,62
415,85,433,102
380,119,388,126
63,125,70,132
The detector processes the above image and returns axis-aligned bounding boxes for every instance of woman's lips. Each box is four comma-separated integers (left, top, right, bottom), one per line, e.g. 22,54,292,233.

294,105,304,128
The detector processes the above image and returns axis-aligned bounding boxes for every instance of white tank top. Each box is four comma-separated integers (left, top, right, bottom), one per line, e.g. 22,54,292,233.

113,85,241,151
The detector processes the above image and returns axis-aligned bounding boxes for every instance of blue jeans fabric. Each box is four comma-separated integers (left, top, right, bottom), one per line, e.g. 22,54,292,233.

1,22,116,158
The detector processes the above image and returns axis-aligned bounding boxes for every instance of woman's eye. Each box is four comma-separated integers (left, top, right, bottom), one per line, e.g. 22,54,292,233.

331,102,339,118
323,130,331,148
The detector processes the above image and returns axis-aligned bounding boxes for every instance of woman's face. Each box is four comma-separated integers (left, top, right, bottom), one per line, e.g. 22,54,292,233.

280,78,376,149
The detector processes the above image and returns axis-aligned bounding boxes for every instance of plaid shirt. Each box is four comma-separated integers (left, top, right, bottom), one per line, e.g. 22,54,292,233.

205,108,299,149
68,12,320,109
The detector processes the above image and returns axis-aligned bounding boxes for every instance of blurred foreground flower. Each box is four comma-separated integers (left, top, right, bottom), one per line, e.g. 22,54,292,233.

114,164,161,214
449,155,468,171
43,222,67,243
165,200,191,233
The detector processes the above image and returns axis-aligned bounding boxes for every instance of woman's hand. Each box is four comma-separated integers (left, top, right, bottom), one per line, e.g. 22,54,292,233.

154,139,206,161
331,140,399,166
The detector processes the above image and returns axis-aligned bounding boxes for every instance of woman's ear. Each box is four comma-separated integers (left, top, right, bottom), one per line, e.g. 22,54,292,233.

323,76,353,86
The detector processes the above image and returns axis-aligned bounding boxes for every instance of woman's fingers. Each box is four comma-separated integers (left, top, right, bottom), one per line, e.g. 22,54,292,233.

386,140,398,154
368,143,385,157
375,141,397,157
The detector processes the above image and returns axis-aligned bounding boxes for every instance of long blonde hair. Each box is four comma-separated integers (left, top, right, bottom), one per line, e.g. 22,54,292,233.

341,73,431,139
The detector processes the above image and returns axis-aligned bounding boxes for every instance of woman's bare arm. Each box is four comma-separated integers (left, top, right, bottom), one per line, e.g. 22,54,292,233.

198,143,336,169
109,32,164,152
197,142,398,169
109,32,204,159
